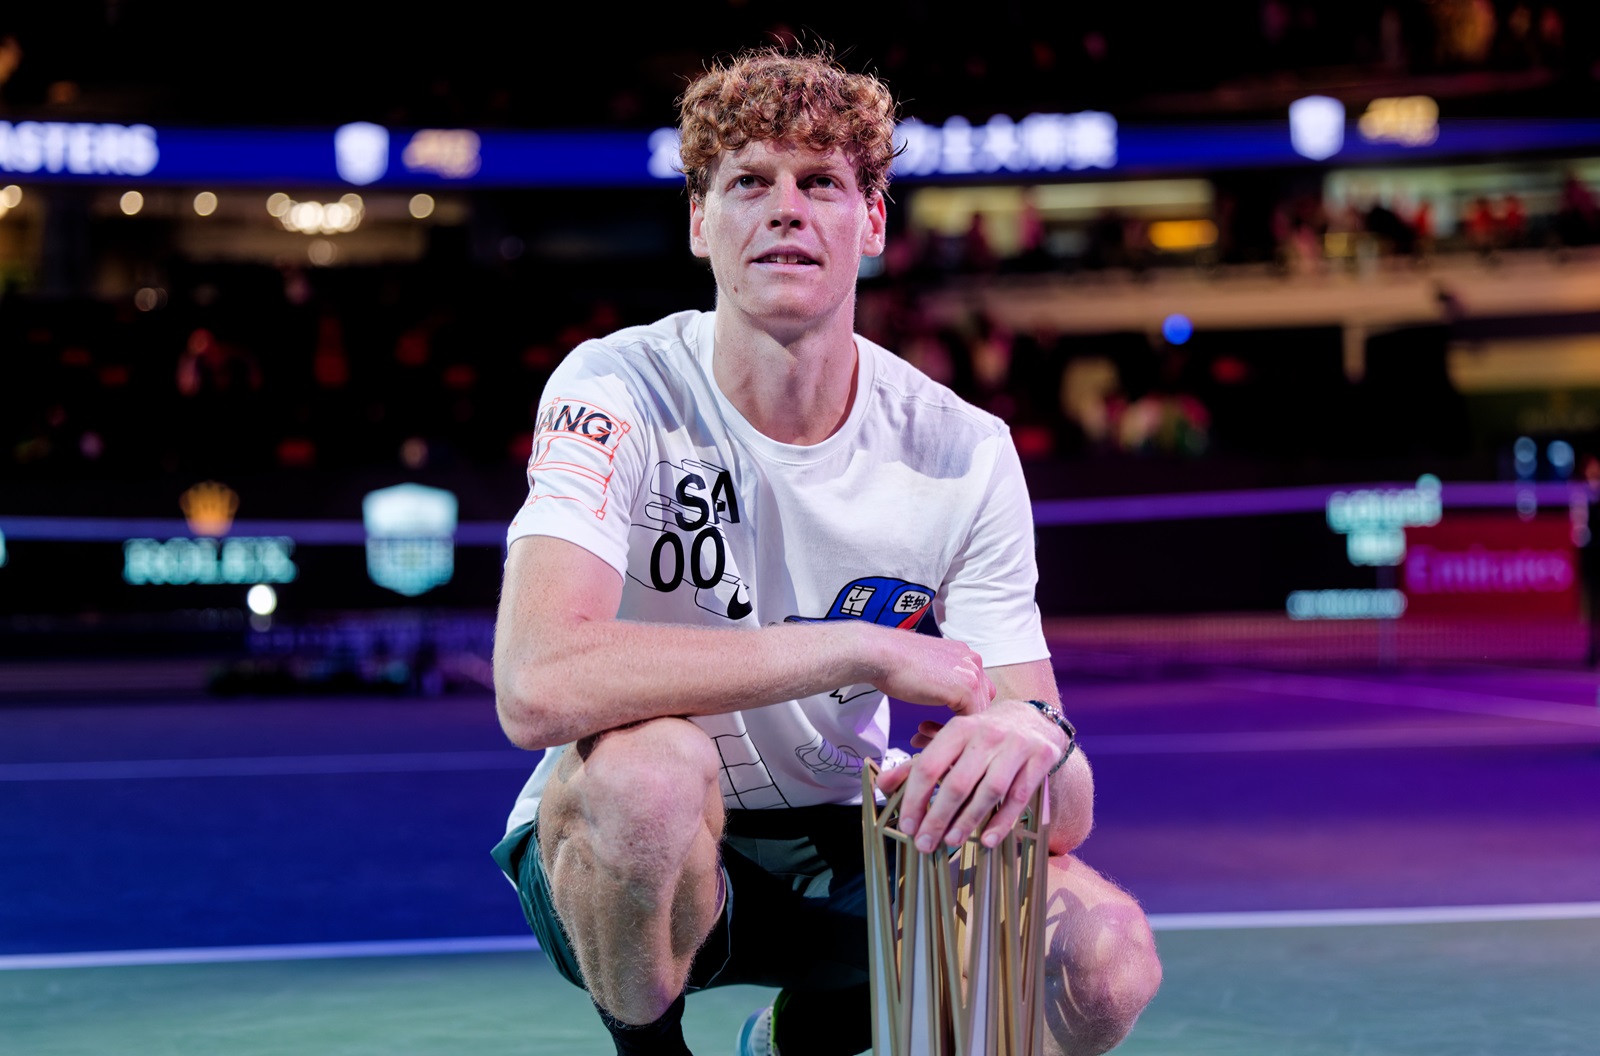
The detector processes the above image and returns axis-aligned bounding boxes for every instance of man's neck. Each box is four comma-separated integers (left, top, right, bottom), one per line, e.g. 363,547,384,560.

710,303,859,446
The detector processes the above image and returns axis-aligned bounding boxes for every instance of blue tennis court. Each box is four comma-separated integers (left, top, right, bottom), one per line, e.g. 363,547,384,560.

5,636,1598,1054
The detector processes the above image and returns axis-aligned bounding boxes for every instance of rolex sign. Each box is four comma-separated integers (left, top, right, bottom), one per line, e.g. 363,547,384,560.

363,484,458,597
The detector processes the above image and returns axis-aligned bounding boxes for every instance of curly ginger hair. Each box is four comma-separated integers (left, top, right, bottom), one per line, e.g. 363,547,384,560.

676,47,899,203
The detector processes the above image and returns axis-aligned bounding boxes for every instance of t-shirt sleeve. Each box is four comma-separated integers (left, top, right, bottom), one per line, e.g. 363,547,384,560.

506,344,648,577
935,431,1050,668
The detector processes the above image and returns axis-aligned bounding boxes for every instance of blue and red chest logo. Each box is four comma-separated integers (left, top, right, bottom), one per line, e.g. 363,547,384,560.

787,577,940,636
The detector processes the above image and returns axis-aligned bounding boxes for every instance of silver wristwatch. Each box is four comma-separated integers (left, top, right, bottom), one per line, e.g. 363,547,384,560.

1024,699,1078,775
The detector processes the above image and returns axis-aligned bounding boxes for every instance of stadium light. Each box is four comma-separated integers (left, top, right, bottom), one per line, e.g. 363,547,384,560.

1289,96,1345,161
1162,314,1194,345
277,193,363,235
1549,440,1575,480
246,583,278,616
333,122,389,185
1148,220,1216,251
1514,437,1537,481
1359,96,1439,147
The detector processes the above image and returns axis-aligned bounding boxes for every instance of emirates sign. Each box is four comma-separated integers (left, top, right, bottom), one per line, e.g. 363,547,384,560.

1402,515,1579,618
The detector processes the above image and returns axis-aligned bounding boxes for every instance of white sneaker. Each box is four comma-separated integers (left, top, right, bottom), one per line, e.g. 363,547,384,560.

735,1004,777,1056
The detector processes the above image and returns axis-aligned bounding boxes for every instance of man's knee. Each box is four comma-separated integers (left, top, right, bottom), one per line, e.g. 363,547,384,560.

579,717,720,808
537,719,725,1021
1042,858,1162,1056
1051,907,1160,1055
544,717,723,885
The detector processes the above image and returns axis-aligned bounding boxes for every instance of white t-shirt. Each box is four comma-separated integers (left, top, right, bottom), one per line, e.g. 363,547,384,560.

504,310,1048,832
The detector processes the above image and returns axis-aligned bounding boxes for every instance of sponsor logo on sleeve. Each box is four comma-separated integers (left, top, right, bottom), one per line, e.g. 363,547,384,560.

524,396,633,519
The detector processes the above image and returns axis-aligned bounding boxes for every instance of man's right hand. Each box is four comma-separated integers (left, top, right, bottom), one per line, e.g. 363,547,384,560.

863,625,995,715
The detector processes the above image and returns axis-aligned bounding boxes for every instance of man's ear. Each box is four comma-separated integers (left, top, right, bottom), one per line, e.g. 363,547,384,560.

862,194,888,257
689,199,710,259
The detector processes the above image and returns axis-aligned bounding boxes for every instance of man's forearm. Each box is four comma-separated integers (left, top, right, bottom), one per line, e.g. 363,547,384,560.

494,536,994,752
494,616,880,749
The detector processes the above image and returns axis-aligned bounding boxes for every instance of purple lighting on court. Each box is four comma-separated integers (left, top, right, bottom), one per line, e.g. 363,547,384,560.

1,482,1589,542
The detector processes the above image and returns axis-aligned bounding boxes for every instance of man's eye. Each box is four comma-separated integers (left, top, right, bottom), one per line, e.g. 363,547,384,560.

811,176,837,189
735,175,760,189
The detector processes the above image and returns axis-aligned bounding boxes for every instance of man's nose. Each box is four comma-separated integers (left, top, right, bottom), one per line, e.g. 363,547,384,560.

768,179,808,227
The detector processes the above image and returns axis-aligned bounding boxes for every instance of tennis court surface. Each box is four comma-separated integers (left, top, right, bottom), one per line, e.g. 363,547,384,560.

4,634,1599,1054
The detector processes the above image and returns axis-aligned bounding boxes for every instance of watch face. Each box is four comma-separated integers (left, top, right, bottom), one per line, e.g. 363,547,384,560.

1029,699,1074,737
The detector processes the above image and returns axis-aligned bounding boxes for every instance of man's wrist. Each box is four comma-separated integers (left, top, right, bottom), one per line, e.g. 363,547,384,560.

1022,698,1077,775
836,619,887,684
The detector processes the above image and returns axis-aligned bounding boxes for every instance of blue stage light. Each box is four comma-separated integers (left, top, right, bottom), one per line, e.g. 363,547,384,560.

1162,314,1193,345
1548,440,1575,479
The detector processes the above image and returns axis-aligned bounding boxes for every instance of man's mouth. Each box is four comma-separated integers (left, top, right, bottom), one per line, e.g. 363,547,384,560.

754,253,819,265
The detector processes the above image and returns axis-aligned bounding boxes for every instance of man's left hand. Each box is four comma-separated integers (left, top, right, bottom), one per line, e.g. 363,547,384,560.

875,698,1065,853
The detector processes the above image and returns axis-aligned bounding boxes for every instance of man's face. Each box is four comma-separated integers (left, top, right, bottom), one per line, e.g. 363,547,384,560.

689,139,886,338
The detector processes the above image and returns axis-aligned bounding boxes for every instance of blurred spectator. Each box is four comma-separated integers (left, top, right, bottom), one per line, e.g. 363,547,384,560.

1428,0,1498,66
1365,200,1417,256
1557,173,1598,246
1085,209,1148,272
898,321,957,388
1538,4,1566,64
1114,345,1211,457
1411,199,1436,254
312,315,349,389
961,213,997,274
1061,356,1120,450
1500,194,1528,248
1462,196,1497,254
1261,0,1291,47
1281,216,1325,274
176,328,261,400
1116,392,1211,457
965,313,1014,415
1379,4,1408,70
1003,329,1065,458
1276,195,1330,272
1011,188,1052,273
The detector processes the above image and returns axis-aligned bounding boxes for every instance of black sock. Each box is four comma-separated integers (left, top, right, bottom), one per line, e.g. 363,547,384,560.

594,992,692,1056
772,985,873,1056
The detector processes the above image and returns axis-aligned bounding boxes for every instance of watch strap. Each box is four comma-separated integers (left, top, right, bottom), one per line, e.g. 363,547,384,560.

1024,699,1077,775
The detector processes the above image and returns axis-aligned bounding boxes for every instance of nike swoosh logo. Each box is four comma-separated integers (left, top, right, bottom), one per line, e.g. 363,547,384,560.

726,587,752,621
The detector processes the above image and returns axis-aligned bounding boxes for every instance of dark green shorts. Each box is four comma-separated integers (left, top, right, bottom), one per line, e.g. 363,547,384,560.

491,803,874,995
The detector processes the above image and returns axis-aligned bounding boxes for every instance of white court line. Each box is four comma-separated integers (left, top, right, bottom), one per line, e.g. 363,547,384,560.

7,903,1600,971
1148,902,1600,931
0,750,535,782
0,936,541,971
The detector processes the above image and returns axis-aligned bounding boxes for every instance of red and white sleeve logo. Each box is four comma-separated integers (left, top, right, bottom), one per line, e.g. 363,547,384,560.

521,397,633,520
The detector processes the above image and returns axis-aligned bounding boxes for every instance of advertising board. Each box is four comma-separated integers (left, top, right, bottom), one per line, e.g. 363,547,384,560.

1403,515,1579,618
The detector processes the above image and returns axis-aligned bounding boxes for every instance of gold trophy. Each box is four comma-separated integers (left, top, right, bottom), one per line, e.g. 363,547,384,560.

861,761,1049,1056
